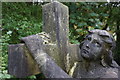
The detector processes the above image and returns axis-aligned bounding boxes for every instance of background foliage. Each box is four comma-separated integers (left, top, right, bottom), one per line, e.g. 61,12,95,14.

1,2,42,79
1,2,120,79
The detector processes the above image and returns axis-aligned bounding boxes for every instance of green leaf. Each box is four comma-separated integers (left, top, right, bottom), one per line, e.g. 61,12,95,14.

70,40,79,44
76,29,82,32
102,13,109,17
7,31,12,35
89,19,94,22
70,19,76,23
3,74,11,78
89,13,99,17
78,22,87,27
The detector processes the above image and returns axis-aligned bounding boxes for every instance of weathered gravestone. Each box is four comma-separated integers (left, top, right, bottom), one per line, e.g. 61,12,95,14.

8,1,80,78
8,1,119,79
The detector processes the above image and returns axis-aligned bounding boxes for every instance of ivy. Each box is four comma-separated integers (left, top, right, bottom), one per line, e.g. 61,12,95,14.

1,2,43,79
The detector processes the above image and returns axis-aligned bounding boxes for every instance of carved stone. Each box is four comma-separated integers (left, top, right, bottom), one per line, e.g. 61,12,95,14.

42,1,69,71
21,34,71,78
8,44,40,78
73,29,119,78
8,1,119,79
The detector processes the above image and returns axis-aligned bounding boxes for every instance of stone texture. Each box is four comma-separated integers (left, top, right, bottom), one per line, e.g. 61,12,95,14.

40,53,72,78
73,61,119,78
8,43,80,77
8,1,79,78
8,2,119,79
21,35,44,57
8,44,40,78
43,44,80,73
42,1,69,71
43,44,61,67
72,29,119,78
21,34,71,78
68,44,81,71
42,1,69,43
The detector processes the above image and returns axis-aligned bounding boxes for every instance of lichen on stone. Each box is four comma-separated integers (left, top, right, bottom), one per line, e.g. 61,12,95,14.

36,32,52,44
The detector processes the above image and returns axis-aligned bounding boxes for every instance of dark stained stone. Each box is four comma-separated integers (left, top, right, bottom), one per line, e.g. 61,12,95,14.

8,44,40,78
21,34,71,78
42,1,69,71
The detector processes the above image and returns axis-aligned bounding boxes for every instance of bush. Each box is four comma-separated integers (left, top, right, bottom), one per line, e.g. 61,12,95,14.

1,2,43,79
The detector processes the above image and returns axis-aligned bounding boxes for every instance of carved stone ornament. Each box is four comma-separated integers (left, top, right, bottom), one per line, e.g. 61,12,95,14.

73,29,119,78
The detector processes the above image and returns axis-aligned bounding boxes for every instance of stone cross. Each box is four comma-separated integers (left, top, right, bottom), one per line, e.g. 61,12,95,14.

8,1,80,78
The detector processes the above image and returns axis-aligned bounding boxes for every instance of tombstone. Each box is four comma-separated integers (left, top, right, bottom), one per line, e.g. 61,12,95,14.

8,1,80,78
8,1,119,79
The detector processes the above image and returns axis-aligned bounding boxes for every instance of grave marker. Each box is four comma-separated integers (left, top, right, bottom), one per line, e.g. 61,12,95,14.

8,1,80,78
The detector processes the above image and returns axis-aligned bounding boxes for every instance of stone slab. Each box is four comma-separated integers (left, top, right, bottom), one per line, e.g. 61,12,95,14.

8,44,40,78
